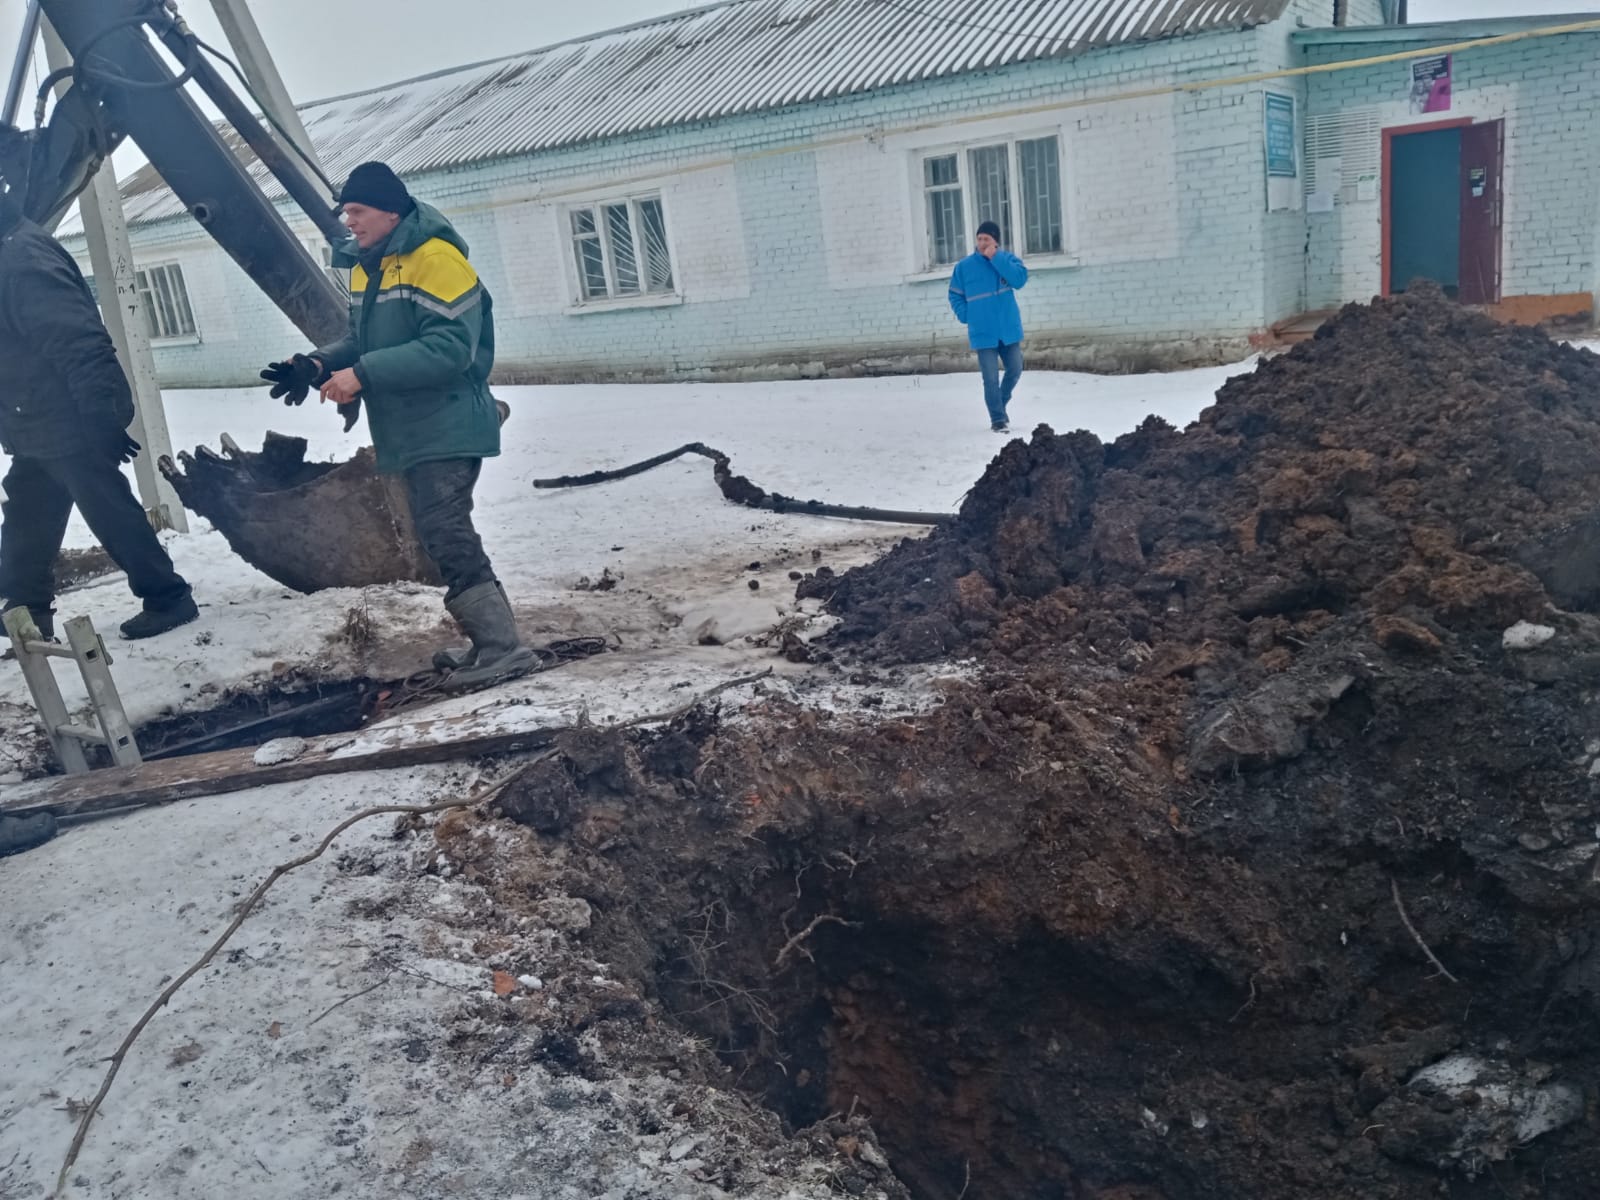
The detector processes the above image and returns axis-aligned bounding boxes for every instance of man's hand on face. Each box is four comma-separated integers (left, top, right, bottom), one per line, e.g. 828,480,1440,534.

977,234,998,260
320,367,363,406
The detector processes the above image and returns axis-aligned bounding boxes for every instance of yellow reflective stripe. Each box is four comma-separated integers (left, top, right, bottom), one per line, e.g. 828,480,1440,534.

402,239,478,305
351,240,476,305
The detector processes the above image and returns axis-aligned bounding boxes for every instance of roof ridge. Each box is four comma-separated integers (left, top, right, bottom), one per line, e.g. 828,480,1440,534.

298,0,759,110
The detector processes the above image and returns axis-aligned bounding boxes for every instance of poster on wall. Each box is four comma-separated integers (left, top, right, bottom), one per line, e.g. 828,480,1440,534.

1410,54,1452,113
1265,93,1297,178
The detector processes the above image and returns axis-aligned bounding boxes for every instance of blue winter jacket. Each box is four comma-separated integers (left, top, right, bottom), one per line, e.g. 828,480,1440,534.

948,250,1028,349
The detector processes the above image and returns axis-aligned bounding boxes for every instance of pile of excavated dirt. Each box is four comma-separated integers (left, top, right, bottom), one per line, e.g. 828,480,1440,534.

443,291,1600,1200
803,285,1600,669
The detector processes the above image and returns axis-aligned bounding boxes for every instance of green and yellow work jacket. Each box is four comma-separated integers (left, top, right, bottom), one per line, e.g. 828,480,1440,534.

317,201,501,474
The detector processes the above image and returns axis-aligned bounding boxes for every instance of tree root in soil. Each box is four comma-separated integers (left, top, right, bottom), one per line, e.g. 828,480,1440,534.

774,913,861,970
51,672,772,1197
533,443,953,527
1390,877,1461,985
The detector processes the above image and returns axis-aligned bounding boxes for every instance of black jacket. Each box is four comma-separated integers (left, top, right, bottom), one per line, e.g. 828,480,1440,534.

0,215,133,459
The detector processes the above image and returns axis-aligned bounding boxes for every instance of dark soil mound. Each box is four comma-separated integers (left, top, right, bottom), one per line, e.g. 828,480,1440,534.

806,287,1600,666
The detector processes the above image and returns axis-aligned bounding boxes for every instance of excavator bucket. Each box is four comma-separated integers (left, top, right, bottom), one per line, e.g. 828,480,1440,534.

160,432,442,594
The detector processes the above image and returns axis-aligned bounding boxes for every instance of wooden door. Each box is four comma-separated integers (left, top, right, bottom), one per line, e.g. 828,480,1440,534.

1458,120,1504,306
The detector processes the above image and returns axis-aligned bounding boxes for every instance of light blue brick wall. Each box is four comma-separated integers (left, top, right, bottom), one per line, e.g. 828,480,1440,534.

405,31,1280,379
1303,32,1600,311
82,6,1373,386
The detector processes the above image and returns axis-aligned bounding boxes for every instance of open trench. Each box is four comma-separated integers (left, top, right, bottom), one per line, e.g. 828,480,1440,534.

459,647,1600,1200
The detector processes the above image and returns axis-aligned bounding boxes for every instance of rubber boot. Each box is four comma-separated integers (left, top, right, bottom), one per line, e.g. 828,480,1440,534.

431,582,510,672
0,811,58,858
439,581,536,690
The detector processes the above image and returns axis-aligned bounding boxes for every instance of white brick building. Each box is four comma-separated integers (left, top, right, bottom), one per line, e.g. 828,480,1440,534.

61,0,1599,387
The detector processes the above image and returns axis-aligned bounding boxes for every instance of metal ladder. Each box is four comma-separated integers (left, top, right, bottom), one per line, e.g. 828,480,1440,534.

3,608,141,773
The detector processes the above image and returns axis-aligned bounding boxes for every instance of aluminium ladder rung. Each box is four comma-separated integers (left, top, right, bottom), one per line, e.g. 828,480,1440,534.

57,723,109,746
3,608,142,774
19,640,75,659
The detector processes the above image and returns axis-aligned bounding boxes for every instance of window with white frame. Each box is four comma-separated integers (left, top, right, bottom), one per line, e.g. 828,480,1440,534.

568,195,675,302
135,262,197,340
920,134,1065,269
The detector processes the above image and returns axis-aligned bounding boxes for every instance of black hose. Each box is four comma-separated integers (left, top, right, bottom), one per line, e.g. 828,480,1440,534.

534,443,954,527
33,9,197,127
193,37,335,194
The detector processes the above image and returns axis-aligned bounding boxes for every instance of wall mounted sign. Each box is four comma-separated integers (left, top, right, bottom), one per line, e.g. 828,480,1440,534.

1265,93,1297,178
1410,54,1452,114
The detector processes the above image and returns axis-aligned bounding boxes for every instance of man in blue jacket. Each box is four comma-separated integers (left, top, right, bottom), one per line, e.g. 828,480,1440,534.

948,220,1029,433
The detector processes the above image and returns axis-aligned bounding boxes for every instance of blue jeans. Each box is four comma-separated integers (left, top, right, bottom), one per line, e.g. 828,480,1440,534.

976,341,1023,426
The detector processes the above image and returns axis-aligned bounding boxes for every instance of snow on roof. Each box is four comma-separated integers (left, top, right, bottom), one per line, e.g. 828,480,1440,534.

95,0,1291,231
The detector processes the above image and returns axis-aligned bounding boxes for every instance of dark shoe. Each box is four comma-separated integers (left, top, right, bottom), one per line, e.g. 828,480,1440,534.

120,595,199,640
439,581,536,690
0,811,58,858
991,422,1010,434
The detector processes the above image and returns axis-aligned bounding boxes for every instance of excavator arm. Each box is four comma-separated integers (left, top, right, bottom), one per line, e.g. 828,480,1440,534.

5,0,348,344
1,1,446,597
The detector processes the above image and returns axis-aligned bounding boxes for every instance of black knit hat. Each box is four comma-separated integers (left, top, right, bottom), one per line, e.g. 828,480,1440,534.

338,161,415,216
976,220,1002,242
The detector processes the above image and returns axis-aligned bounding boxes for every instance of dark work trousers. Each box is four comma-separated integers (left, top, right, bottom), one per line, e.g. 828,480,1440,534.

403,458,496,604
0,453,190,615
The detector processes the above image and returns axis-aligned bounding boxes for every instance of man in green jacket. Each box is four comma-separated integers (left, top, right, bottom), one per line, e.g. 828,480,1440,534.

263,162,532,688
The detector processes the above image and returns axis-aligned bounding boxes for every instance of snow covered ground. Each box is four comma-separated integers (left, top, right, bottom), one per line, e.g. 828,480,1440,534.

0,365,1240,750
2,363,1249,1199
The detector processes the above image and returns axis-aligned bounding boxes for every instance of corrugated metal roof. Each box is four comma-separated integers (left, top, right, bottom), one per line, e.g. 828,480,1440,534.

96,0,1290,230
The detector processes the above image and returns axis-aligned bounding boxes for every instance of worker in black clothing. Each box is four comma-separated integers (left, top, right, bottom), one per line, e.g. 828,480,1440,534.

0,125,197,645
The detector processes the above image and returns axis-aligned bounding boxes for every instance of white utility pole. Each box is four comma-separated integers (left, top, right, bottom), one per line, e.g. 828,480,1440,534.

41,17,187,532
206,0,329,195
3,1,42,127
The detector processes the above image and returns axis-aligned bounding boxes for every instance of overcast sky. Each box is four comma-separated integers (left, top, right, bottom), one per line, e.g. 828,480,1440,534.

4,0,1596,110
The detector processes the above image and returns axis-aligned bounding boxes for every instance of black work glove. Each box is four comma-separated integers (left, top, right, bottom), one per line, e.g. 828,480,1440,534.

260,354,327,406
98,429,140,464
340,395,363,434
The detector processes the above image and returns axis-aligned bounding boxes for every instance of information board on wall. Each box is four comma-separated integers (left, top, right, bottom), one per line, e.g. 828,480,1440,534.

1410,54,1452,113
1265,93,1297,178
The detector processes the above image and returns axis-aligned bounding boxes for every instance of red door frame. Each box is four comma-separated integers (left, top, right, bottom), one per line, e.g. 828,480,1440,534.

1381,117,1474,297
